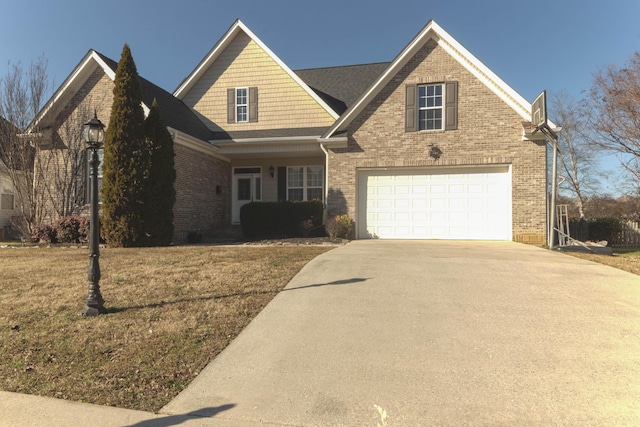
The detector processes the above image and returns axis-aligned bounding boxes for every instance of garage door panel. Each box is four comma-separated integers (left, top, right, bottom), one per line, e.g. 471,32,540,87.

358,167,511,240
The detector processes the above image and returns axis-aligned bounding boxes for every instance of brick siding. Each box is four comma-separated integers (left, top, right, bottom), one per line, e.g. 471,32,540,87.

327,39,547,244
173,143,230,242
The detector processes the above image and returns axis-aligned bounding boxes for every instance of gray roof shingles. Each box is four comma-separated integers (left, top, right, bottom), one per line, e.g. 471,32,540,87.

294,62,390,114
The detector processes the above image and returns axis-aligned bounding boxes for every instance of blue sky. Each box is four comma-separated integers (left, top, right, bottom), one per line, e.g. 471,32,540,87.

3,0,639,103
2,0,639,193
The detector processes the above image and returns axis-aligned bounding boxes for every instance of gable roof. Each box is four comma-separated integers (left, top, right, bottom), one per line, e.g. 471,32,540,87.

173,19,339,120
29,50,215,142
323,20,534,139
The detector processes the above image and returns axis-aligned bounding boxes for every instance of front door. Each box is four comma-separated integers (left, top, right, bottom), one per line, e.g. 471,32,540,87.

232,167,262,224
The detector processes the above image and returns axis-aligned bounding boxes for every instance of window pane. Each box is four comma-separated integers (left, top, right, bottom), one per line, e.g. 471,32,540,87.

287,167,304,187
307,166,323,187
288,188,303,201
236,88,247,104
307,188,323,201
0,194,14,210
418,86,426,108
254,177,261,201
237,105,247,122
237,178,251,201
234,167,261,174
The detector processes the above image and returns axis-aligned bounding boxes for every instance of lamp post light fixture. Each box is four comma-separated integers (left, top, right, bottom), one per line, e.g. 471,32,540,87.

82,112,107,316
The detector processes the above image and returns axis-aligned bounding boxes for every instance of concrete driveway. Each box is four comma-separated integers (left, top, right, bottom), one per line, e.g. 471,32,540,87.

160,240,640,426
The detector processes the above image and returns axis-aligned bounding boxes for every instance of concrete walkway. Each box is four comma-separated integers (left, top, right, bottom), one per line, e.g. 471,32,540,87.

3,241,640,426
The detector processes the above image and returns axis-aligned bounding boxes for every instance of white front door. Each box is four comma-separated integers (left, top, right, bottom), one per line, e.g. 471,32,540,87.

232,167,262,224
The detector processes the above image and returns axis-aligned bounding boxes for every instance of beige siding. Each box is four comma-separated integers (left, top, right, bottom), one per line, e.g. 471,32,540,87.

328,39,547,244
182,32,335,132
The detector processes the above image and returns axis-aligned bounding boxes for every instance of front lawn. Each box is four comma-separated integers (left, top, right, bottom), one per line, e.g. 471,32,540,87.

0,244,332,412
563,248,640,276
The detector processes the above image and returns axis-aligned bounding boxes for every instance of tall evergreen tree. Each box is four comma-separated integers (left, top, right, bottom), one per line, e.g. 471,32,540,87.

101,44,147,247
143,99,176,246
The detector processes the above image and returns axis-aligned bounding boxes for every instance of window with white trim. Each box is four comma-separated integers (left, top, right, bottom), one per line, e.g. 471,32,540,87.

236,87,248,123
287,166,324,201
227,87,258,123
405,81,458,132
418,84,443,130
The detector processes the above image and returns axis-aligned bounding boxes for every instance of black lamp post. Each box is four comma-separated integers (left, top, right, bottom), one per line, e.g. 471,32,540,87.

82,112,107,316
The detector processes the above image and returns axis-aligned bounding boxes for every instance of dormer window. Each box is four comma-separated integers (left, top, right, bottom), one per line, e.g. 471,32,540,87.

227,87,258,123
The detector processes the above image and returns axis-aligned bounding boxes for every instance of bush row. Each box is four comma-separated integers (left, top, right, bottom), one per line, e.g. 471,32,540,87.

240,201,325,239
32,216,91,244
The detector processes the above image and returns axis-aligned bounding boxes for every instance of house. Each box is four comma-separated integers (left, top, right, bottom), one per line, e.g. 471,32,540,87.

27,19,549,244
0,117,21,238
0,159,17,236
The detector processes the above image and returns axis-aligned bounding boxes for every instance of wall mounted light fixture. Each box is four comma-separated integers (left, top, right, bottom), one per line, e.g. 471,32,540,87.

269,165,275,178
429,145,443,160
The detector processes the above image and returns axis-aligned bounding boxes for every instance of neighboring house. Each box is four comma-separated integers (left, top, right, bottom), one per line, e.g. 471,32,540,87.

0,117,20,238
0,159,17,235
27,19,549,244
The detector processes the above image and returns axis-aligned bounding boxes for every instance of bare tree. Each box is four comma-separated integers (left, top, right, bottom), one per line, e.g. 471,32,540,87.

550,92,600,218
0,56,50,238
587,52,640,184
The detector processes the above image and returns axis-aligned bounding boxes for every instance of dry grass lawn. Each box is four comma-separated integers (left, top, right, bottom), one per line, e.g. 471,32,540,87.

0,244,333,412
562,249,640,276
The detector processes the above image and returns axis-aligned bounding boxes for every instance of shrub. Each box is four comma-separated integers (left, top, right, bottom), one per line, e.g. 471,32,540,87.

32,224,57,244
55,216,90,243
240,201,324,239
326,214,352,239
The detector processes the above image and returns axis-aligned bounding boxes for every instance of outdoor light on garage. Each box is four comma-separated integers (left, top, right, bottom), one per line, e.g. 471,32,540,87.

429,144,442,160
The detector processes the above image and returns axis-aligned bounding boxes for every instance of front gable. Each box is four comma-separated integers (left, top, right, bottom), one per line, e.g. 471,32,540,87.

324,21,534,140
175,20,338,137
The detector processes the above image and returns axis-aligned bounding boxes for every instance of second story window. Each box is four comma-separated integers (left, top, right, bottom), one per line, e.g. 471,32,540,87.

405,81,458,132
418,84,443,130
228,87,258,123
236,88,248,122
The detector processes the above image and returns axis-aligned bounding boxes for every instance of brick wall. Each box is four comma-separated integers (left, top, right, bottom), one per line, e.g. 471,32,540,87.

328,39,547,244
173,142,230,242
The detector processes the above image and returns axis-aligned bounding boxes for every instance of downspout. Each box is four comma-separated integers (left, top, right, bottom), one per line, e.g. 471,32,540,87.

320,142,329,225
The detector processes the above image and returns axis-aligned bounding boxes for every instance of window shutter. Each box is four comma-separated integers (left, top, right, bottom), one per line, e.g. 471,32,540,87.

277,167,287,201
445,81,458,130
405,84,417,132
248,87,258,122
227,88,235,123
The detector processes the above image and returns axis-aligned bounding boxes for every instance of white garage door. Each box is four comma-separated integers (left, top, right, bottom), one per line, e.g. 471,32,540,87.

358,166,512,240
